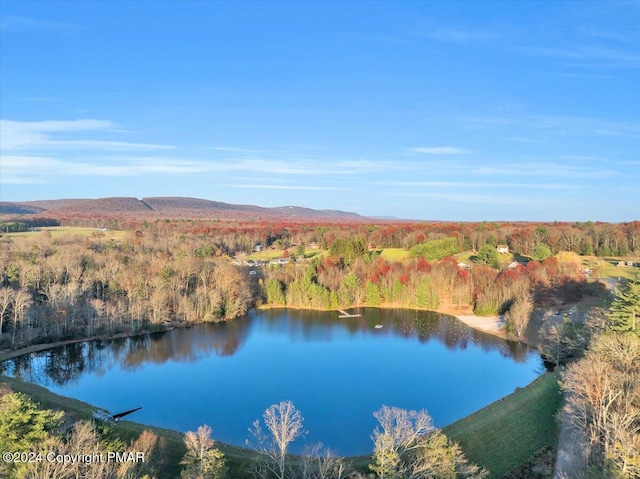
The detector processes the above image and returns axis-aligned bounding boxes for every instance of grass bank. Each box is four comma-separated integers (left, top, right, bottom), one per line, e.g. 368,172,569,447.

443,371,563,478
0,375,259,479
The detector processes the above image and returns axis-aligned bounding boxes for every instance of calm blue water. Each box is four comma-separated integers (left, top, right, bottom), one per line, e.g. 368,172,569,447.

3,309,541,456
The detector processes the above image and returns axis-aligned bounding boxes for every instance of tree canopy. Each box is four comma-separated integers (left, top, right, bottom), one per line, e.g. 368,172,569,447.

608,273,640,336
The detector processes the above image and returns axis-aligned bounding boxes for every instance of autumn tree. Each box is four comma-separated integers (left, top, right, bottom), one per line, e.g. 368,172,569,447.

181,424,227,479
563,333,640,477
505,292,533,338
11,289,31,345
538,317,584,365
370,406,435,478
0,287,13,338
370,406,487,479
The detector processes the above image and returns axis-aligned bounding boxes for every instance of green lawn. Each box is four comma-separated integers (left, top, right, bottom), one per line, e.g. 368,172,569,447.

583,257,639,280
246,248,324,261
376,248,411,261
443,372,563,478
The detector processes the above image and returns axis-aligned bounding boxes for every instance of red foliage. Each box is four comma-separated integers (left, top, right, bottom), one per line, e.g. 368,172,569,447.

457,269,470,282
399,273,410,286
416,257,431,272
439,256,459,268
376,258,390,277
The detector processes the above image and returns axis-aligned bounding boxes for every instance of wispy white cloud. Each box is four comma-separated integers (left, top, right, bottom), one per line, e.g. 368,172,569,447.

0,14,81,31
226,184,342,191
460,114,640,139
391,191,539,206
519,44,640,68
392,181,575,190
560,155,603,162
0,152,404,185
209,146,268,154
408,146,472,155
576,27,637,44
554,72,613,79
470,162,619,179
505,137,547,143
419,27,500,44
0,119,174,151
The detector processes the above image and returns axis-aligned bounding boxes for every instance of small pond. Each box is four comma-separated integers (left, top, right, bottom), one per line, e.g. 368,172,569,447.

2,309,541,456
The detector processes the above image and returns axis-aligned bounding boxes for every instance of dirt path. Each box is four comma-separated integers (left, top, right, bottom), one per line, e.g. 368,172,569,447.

553,389,587,479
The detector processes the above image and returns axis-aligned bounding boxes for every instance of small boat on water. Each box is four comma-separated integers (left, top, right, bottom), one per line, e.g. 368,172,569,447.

375,324,383,329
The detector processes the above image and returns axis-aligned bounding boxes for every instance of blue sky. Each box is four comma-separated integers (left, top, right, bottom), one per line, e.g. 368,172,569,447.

1,1,638,221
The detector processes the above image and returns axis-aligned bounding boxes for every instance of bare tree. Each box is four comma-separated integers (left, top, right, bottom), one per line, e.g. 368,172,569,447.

17,435,69,479
563,333,640,477
370,406,434,479
249,400,306,479
121,429,160,479
299,443,352,479
370,406,487,479
505,291,533,338
181,424,226,479
11,290,31,345
0,287,13,338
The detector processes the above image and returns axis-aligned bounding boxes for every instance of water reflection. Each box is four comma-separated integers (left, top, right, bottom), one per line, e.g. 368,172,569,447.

4,309,532,389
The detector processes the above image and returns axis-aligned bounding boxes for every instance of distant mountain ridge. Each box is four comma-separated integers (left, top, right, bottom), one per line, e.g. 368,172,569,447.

0,197,366,221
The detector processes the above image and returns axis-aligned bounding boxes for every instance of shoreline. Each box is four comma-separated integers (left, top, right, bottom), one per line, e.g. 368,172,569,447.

0,323,183,362
257,303,511,341
1,305,513,363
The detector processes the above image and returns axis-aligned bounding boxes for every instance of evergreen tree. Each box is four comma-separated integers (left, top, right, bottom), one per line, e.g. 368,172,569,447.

265,278,286,305
608,274,640,336
365,281,382,306
475,245,499,268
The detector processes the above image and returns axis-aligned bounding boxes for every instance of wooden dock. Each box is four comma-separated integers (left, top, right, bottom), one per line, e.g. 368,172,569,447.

338,309,361,318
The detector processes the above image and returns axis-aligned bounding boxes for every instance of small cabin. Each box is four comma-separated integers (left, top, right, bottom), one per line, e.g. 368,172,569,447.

497,245,509,254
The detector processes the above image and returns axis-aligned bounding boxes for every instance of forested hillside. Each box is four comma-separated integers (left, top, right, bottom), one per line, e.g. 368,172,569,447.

0,218,637,351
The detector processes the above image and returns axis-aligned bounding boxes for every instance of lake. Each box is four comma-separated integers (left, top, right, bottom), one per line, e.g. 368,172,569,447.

2,308,541,456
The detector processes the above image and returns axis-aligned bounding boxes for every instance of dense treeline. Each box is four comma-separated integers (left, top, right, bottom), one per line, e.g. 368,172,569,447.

0,216,636,347
0,218,613,349
4,218,638,257
263,241,589,324
0,230,253,348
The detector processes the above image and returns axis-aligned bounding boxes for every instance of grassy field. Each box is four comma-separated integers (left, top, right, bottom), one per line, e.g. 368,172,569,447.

246,248,324,261
443,372,563,478
376,248,411,261
583,257,639,280
0,226,127,241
